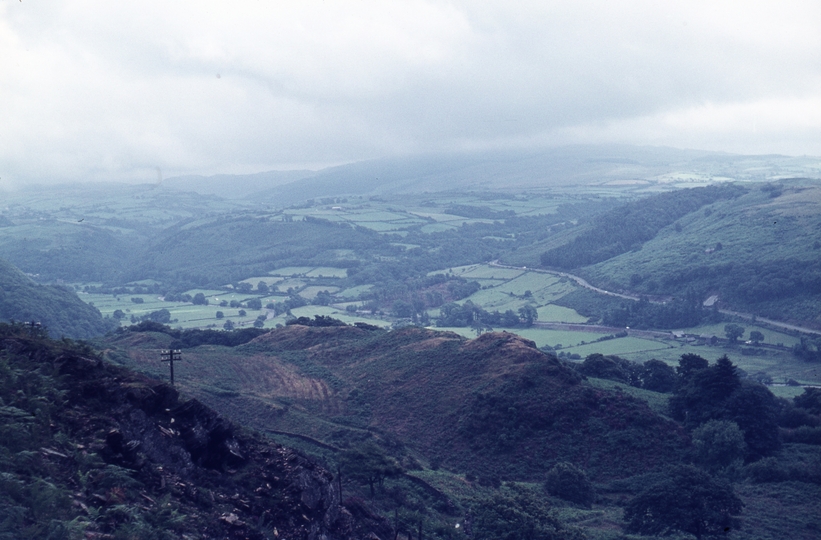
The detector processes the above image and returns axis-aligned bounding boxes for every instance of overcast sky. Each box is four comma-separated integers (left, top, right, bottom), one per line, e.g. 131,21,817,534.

1,0,820,187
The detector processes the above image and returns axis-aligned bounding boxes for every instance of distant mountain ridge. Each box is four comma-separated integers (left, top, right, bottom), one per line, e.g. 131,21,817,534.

163,169,317,199
166,145,821,205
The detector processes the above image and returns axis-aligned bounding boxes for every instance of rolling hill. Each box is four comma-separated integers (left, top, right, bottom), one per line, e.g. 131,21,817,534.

182,146,821,205
540,179,821,328
100,324,688,481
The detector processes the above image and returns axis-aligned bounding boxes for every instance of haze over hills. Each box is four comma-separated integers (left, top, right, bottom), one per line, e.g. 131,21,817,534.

5,1,821,536
1,146,820,332
162,169,318,200
2,143,821,538
158,146,821,204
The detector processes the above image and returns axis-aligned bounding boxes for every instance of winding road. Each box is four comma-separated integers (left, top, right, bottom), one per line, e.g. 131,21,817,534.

489,261,821,336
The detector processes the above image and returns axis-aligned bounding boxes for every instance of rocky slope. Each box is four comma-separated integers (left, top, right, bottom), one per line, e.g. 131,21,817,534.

0,323,391,539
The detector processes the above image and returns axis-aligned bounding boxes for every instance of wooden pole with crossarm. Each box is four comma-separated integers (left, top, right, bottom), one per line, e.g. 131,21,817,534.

160,349,181,386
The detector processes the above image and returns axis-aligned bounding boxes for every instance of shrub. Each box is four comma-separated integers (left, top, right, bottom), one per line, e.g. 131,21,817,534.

692,420,746,471
745,457,788,483
544,462,594,507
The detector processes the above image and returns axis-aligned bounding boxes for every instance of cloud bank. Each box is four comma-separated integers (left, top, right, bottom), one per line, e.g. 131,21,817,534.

1,0,820,186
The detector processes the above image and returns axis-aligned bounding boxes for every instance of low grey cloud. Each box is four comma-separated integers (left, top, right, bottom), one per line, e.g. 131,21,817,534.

1,0,819,187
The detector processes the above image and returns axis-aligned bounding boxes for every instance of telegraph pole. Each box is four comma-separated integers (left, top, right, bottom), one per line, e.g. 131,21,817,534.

160,349,181,386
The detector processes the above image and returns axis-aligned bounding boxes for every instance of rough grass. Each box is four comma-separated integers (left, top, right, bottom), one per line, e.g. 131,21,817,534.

734,481,821,540
563,337,676,357
584,377,671,417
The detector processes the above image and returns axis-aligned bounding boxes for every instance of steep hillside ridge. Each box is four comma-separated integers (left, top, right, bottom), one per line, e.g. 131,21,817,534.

105,325,688,481
0,323,391,539
103,329,342,409
0,257,115,338
247,324,374,351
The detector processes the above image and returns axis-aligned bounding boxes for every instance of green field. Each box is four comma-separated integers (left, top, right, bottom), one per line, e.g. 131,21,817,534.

563,336,676,357
269,266,317,276
305,267,348,278
537,304,589,323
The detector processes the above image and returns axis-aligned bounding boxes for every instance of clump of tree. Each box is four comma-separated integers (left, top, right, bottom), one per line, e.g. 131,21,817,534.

691,420,747,472
470,485,586,540
602,295,720,330
124,321,266,347
669,354,781,460
339,442,403,497
623,465,743,539
792,336,821,362
723,323,744,343
436,300,537,328
544,462,595,507
130,308,172,325
286,315,347,327
572,354,677,393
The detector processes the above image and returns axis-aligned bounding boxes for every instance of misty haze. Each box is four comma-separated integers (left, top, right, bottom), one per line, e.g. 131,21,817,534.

1,2,820,539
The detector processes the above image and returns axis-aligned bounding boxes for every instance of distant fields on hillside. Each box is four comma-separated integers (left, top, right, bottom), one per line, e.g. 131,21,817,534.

83,254,821,387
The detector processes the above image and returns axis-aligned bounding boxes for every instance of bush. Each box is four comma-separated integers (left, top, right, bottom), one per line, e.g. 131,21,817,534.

692,420,746,471
785,426,821,445
544,462,595,507
745,457,789,483
624,465,742,538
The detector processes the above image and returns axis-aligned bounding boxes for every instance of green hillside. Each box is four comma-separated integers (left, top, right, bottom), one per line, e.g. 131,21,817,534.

130,215,383,287
0,258,115,338
542,180,821,326
539,184,747,269
0,183,243,283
